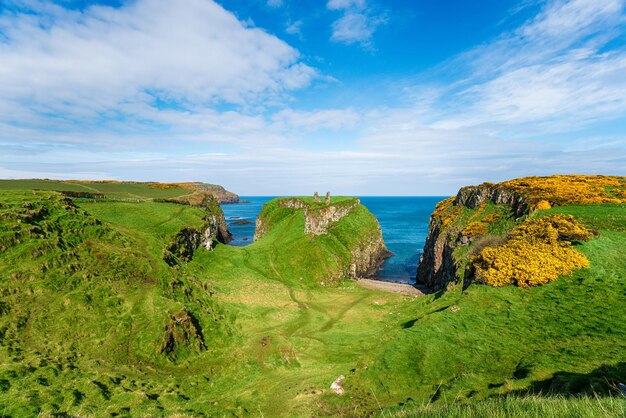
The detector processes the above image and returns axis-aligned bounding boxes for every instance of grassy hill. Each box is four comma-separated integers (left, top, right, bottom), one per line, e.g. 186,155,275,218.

0,179,239,203
0,176,625,416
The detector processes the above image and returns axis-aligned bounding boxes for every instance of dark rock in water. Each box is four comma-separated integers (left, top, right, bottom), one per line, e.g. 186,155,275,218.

229,216,241,220
242,237,249,241
231,220,253,225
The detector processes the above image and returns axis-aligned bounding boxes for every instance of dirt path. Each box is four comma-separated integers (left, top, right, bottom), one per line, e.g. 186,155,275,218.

356,278,426,296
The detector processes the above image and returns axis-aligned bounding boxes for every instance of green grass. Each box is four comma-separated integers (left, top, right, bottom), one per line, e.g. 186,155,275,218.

0,179,191,200
383,394,626,417
538,203,626,232
0,191,624,416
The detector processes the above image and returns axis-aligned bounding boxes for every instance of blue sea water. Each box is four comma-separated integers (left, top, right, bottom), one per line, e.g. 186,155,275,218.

221,196,445,284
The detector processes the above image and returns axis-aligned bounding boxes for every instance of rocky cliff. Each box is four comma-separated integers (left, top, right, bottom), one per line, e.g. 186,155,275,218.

163,196,232,266
415,215,459,291
454,183,528,218
416,175,626,291
346,231,392,279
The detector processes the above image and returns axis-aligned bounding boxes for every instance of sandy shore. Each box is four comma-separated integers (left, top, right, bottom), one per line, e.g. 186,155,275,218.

357,278,426,296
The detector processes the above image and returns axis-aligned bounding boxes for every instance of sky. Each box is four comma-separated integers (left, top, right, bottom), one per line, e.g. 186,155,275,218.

0,0,625,195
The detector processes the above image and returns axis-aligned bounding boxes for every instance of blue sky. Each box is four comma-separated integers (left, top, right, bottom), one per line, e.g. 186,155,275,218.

0,0,625,195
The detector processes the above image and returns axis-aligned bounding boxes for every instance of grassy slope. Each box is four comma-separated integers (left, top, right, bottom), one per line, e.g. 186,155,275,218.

0,193,412,416
0,179,192,200
349,202,626,416
0,189,625,416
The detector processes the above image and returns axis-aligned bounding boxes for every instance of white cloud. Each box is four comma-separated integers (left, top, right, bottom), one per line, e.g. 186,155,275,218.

1,0,625,195
327,0,366,11
271,108,360,131
286,20,303,36
267,0,284,8
424,0,626,132
0,0,316,120
326,0,385,46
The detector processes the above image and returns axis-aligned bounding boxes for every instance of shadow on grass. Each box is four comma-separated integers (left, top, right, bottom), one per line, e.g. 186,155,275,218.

506,362,626,397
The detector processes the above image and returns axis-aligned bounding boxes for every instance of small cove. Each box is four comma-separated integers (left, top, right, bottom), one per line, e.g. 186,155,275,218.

221,196,445,284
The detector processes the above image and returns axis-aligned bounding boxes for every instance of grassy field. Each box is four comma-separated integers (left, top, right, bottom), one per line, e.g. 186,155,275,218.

0,179,242,205
0,186,624,416
0,179,193,200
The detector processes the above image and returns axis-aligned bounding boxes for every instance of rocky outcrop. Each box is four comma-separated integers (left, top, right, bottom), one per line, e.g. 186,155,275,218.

159,309,205,357
304,199,360,235
417,182,533,291
455,183,529,218
330,375,345,396
163,198,232,266
253,216,270,242
346,229,392,279
192,184,239,204
254,197,391,280
415,220,459,291
254,198,361,240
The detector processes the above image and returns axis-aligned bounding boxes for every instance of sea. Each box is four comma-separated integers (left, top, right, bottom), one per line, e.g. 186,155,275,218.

221,196,446,284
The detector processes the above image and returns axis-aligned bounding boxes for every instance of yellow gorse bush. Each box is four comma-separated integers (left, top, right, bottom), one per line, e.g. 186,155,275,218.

501,175,626,206
462,221,488,237
534,200,552,210
432,197,457,226
470,215,592,288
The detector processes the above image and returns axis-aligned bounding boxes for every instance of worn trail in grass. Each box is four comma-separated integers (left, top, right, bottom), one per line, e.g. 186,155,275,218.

77,197,411,416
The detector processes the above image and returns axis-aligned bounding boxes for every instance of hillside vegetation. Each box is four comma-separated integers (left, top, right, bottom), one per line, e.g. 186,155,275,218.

0,177,625,416
0,179,239,203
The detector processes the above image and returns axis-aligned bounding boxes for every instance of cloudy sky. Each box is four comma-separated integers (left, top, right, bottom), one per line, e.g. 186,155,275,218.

1,0,625,195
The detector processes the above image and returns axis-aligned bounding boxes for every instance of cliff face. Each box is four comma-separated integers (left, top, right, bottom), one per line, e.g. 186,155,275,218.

254,197,391,280
304,199,361,235
163,197,232,266
346,230,392,279
254,198,361,240
455,184,528,218
416,175,626,291
415,219,459,290
416,184,531,291
193,184,239,204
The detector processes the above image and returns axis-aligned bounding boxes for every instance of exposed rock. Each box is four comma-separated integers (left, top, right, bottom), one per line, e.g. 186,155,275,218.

330,375,345,396
253,216,270,242
278,198,307,210
346,229,392,279
163,197,232,266
254,198,361,239
230,220,253,225
313,192,320,203
417,182,532,291
455,183,529,218
159,309,205,356
325,191,331,206
415,220,459,291
304,199,360,236
416,178,604,291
